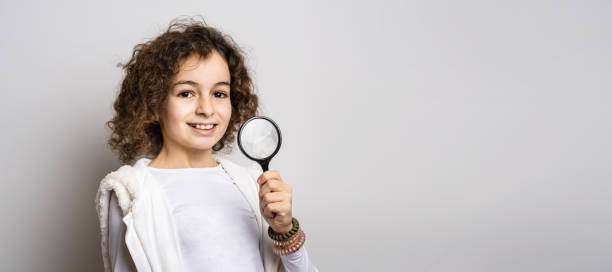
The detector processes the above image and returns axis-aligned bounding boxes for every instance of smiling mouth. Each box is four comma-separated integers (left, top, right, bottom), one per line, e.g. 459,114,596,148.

187,123,217,130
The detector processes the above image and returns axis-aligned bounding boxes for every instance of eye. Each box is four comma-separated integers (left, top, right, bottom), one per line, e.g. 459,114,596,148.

214,91,228,98
178,91,194,98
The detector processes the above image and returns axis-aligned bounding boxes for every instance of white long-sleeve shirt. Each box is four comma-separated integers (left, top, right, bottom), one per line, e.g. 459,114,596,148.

108,163,317,272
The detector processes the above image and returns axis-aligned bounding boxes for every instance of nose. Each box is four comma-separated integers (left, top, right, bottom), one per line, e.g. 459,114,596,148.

196,95,214,117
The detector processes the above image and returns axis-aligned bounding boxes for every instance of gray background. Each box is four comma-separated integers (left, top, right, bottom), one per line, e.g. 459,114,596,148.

1,0,610,271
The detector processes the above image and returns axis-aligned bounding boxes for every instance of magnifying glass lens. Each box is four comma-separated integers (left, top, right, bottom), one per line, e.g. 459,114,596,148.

237,116,282,171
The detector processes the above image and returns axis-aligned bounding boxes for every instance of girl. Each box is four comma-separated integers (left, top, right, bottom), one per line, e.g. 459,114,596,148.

95,17,318,272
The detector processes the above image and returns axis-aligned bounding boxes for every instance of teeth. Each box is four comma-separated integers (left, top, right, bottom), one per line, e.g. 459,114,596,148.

194,124,214,130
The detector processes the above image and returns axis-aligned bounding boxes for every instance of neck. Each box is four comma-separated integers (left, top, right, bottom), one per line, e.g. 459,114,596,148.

148,142,219,169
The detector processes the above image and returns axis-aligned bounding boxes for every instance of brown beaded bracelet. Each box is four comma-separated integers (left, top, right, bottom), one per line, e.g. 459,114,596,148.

273,228,302,247
273,229,306,256
280,229,304,249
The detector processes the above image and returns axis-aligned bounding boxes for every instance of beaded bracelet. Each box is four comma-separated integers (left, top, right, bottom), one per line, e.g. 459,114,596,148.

273,228,302,247
268,217,299,241
272,229,306,256
277,229,303,249
273,231,304,256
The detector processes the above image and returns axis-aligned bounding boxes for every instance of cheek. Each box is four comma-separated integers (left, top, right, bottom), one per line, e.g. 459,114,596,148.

164,102,189,129
220,103,232,125
167,115,181,129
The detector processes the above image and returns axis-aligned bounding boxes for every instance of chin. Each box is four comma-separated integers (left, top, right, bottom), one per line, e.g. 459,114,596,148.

192,143,216,151
193,139,221,150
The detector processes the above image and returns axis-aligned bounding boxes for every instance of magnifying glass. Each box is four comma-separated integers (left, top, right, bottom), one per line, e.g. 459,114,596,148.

237,116,282,172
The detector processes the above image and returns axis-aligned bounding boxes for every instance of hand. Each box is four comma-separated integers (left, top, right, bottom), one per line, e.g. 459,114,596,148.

257,170,293,234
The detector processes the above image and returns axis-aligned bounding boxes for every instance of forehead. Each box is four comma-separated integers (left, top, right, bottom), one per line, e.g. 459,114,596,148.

174,51,230,84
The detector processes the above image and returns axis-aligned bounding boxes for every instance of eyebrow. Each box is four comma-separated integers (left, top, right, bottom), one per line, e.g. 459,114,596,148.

173,80,230,88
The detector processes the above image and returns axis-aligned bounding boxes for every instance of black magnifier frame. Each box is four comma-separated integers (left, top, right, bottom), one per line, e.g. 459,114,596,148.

237,115,282,172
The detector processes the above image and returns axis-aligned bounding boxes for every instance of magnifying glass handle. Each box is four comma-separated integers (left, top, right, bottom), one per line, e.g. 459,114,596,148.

259,159,270,172
258,158,276,217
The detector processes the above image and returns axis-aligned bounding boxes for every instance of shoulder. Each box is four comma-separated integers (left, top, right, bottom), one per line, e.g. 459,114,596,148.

103,158,151,180
98,157,152,199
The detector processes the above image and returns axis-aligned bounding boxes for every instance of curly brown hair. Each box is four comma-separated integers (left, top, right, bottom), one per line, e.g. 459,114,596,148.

106,17,259,165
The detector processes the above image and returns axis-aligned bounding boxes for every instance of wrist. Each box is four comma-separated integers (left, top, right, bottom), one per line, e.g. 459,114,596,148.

268,217,306,256
268,217,300,241
273,223,293,234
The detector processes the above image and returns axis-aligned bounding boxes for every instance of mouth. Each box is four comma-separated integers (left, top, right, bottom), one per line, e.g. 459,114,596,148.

187,122,218,135
187,122,217,130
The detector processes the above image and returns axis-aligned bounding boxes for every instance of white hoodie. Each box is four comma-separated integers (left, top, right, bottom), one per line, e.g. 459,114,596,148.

95,156,286,272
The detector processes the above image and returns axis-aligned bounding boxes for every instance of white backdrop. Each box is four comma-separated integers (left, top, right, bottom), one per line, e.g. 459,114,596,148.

1,0,610,271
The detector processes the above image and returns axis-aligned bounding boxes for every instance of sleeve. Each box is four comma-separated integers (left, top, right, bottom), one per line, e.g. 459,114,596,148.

109,191,137,272
280,244,319,272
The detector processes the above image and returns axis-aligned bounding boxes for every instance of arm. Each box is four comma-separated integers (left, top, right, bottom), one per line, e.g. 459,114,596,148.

280,244,319,272
253,167,319,272
108,191,137,272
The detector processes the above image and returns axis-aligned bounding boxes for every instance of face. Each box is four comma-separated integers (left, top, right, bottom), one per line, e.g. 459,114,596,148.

159,50,232,153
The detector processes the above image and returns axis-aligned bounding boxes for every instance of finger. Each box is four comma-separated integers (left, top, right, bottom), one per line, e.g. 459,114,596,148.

259,179,284,197
266,202,290,217
257,170,281,185
263,206,276,219
261,192,288,209
259,181,273,199
258,175,280,189
284,183,293,194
